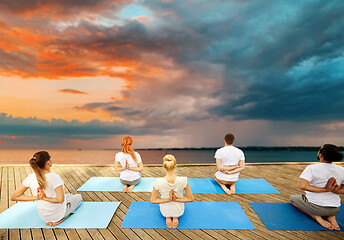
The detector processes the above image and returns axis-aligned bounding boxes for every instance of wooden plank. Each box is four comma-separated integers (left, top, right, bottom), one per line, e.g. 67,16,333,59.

1,165,344,240
0,167,9,240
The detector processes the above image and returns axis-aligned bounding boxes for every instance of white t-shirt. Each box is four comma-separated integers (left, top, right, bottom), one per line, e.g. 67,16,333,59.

153,176,187,218
214,146,245,181
115,152,142,181
300,163,344,207
23,173,66,222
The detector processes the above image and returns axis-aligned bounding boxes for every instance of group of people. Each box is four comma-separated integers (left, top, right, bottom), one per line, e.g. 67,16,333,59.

11,134,344,230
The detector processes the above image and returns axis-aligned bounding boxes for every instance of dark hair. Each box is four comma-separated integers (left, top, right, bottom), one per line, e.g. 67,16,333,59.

29,151,51,189
319,144,343,162
224,133,235,145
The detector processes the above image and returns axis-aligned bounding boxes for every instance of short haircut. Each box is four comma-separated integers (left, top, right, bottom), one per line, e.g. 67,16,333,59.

224,133,235,145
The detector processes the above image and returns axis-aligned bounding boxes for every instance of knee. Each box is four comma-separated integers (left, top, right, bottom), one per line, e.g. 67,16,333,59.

75,193,83,202
289,195,297,203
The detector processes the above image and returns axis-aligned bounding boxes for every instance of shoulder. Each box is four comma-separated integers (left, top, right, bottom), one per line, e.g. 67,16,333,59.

115,152,125,160
47,172,62,180
135,152,142,161
177,176,187,183
23,172,35,182
215,147,225,155
153,178,164,189
233,146,243,152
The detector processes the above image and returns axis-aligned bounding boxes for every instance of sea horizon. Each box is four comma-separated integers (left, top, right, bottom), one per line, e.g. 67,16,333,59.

0,148,328,165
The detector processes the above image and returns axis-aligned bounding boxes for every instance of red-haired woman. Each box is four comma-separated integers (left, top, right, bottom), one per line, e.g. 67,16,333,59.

114,136,144,192
11,151,82,227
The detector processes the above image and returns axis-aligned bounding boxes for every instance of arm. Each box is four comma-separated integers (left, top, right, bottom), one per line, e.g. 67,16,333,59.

325,177,344,194
174,183,194,203
299,178,330,193
11,184,38,201
223,160,245,175
216,158,228,171
114,160,126,172
333,185,344,194
39,185,65,204
128,162,143,172
150,187,172,204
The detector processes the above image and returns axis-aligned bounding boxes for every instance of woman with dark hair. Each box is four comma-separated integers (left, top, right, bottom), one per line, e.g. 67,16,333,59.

11,151,82,227
114,136,143,192
290,144,344,230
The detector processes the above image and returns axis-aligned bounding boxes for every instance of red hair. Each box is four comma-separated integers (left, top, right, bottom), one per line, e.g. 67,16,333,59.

121,136,137,162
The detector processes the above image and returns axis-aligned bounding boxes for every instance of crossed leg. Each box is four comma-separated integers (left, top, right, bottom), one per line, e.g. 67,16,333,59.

214,177,236,195
291,203,335,230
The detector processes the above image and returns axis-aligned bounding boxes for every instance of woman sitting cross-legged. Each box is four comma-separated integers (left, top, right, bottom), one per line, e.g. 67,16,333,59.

114,136,143,192
151,154,194,229
290,144,344,230
11,151,83,227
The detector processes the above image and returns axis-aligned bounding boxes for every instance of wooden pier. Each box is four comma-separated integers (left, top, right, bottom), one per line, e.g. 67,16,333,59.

0,163,343,240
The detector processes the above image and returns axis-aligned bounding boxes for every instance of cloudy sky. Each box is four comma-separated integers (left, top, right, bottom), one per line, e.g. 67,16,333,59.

1,0,344,149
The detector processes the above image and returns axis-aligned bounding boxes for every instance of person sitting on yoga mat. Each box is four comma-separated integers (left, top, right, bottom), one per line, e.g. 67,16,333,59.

290,144,344,230
214,133,245,195
114,136,143,192
151,154,194,229
11,151,83,227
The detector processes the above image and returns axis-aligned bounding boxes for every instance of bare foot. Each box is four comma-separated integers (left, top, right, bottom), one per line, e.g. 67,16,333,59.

123,185,128,193
229,184,236,195
327,216,340,230
172,218,179,229
46,217,67,227
166,217,172,228
126,185,135,192
220,184,233,195
313,215,334,230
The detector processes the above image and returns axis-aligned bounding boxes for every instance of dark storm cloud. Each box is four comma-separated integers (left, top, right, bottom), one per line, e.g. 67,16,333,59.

65,0,344,123
0,113,132,138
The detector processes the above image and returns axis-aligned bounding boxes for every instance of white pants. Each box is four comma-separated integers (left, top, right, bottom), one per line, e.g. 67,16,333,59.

64,194,83,217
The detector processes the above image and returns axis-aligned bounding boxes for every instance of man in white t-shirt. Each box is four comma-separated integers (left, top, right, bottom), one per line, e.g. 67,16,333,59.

214,133,245,195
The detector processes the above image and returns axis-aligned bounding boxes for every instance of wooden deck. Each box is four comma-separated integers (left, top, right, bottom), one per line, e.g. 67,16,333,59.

0,164,343,240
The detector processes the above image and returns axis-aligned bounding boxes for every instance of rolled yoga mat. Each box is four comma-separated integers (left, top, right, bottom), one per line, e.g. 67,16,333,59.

0,202,120,229
121,201,255,229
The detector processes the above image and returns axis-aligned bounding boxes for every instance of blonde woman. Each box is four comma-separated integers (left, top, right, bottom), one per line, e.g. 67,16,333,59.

114,136,143,192
11,151,82,227
151,154,194,229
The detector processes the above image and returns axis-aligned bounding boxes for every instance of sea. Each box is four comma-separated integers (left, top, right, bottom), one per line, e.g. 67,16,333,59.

0,149,319,165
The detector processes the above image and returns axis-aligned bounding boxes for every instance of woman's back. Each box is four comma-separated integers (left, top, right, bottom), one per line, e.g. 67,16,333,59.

23,172,66,222
154,176,187,199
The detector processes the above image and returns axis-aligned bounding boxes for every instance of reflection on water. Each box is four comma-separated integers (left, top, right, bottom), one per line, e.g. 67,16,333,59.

0,149,318,164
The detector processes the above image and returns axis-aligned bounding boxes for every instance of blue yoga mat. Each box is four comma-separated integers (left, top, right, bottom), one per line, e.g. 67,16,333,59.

0,202,120,229
121,201,255,229
250,202,344,231
192,178,280,194
77,177,158,192
78,177,279,194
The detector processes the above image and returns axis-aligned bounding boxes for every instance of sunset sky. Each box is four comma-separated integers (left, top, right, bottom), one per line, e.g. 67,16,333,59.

1,0,344,149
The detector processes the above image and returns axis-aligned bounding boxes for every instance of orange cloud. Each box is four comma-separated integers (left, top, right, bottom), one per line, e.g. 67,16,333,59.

58,89,89,95
0,0,133,20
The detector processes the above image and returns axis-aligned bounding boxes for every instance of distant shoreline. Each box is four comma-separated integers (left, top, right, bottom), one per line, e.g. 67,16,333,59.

103,146,344,151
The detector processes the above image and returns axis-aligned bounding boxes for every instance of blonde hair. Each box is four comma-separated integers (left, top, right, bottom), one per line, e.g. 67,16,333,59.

121,136,137,162
163,154,177,171
29,151,50,189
